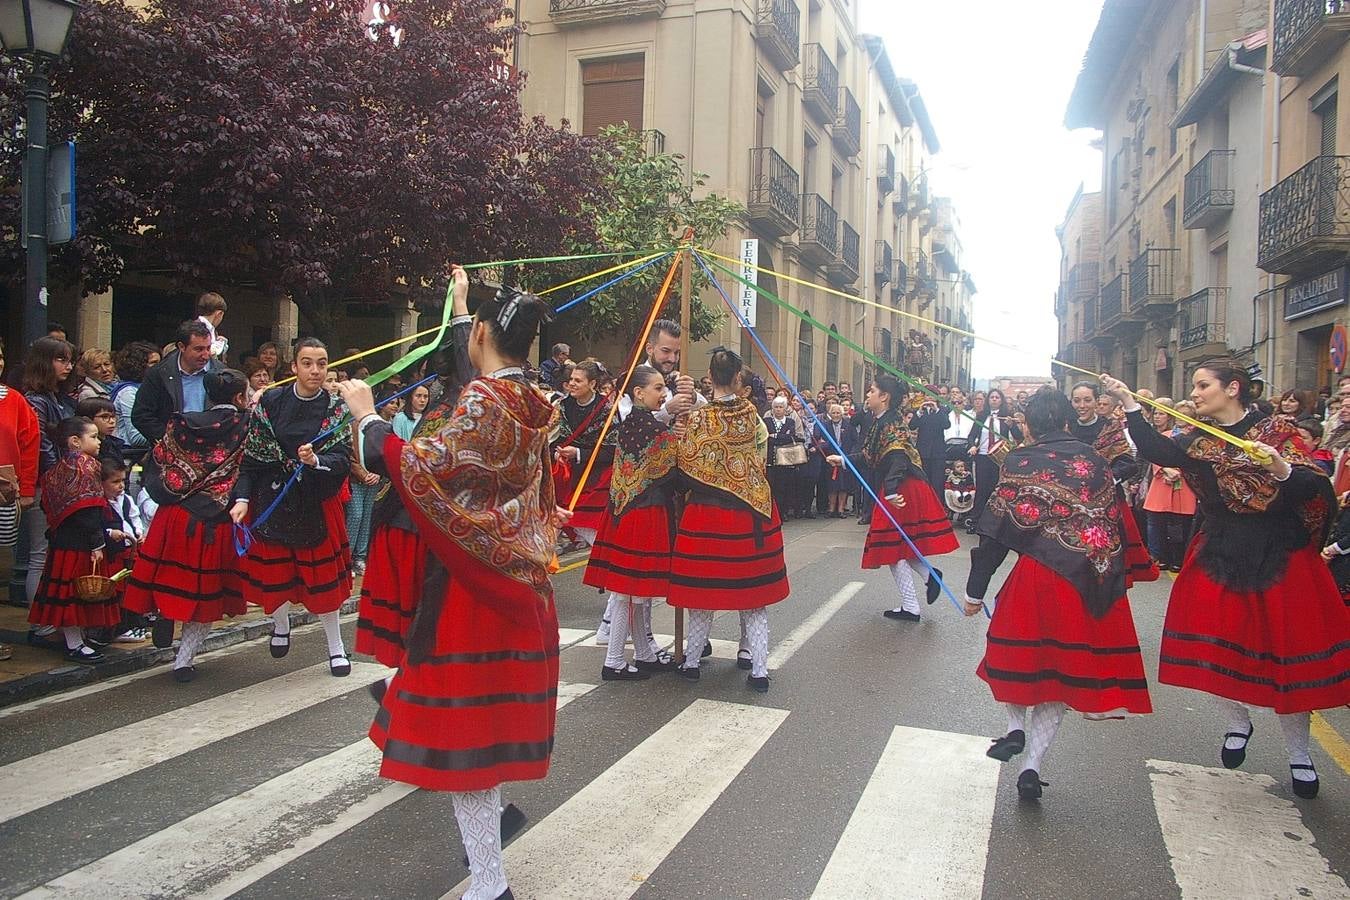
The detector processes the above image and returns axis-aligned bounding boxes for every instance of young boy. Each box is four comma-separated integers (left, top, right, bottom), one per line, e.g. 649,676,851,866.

101,458,148,642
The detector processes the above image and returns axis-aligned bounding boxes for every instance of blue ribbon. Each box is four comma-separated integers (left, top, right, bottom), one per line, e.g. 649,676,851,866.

692,250,985,618
552,253,673,314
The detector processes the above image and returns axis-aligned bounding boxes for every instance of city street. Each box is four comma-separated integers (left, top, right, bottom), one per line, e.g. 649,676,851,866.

1,517,1347,900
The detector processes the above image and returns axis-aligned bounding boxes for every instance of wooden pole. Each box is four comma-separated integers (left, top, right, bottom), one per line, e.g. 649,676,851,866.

675,228,694,665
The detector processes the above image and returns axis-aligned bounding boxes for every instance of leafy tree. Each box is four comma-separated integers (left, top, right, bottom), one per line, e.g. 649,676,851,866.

0,0,609,346
532,125,744,343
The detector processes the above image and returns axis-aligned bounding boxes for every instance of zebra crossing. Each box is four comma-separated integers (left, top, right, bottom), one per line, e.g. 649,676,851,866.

2,634,1347,900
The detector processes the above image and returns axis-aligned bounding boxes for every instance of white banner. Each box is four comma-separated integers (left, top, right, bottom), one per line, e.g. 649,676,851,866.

739,239,759,327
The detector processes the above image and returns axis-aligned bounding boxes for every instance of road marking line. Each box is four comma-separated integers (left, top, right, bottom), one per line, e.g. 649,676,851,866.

810,726,1000,899
1311,712,1350,777
14,682,598,900
768,581,865,669
1147,758,1350,899
444,699,789,900
0,660,391,825
557,628,594,649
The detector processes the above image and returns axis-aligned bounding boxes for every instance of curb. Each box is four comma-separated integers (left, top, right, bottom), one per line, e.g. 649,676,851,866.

0,595,361,709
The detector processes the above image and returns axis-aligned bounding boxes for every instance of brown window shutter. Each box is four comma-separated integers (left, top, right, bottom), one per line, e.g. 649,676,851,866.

581,57,644,136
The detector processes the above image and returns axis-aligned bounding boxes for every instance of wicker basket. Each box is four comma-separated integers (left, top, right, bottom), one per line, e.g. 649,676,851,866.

74,561,115,602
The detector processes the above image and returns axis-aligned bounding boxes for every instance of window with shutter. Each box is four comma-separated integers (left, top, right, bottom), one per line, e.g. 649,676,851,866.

581,56,645,136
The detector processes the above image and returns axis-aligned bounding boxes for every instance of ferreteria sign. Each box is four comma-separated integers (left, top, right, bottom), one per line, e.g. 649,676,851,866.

1284,266,1349,321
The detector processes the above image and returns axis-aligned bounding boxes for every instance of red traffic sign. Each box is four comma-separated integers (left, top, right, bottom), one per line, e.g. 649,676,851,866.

1331,324,1348,374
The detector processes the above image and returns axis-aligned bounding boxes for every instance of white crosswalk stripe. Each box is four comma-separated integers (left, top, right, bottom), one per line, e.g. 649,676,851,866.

1147,759,1350,899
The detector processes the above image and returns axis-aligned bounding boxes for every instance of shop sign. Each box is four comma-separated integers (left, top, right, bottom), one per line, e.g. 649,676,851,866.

1284,266,1349,321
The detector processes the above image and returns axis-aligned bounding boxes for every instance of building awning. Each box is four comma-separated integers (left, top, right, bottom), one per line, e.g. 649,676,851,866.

1172,32,1267,128
1064,0,1153,130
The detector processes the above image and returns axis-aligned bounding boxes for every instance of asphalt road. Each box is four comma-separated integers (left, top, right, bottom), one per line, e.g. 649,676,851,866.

0,515,1347,900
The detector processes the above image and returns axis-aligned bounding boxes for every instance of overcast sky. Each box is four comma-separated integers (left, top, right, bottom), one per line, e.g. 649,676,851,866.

861,0,1105,379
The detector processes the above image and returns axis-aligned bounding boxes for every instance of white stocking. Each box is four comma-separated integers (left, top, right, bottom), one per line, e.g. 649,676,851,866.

270,602,292,649
599,592,618,634
683,609,715,670
574,527,597,548
739,607,770,678
640,600,661,656
452,787,508,900
1024,702,1067,773
604,594,632,670
1005,703,1027,735
887,562,921,614
1279,712,1316,779
175,621,211,670
1218,698,1253,750
61,626,84,650
632,600,658,663
319,610,345,658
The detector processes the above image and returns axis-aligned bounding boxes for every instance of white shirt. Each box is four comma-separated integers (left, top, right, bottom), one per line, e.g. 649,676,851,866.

198,315,229,360
944,408,974,442
616,357,709,424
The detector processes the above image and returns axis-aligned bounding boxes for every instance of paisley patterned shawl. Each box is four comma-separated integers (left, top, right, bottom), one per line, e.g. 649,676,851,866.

610,408,677,517
979,432,1126,617
147,408,248,514
1092,413,1132,464
242,387,350,469
398,376,559,595
42,452,104,530
1183,413,1321,518
677,397,773,520
862,410,923,470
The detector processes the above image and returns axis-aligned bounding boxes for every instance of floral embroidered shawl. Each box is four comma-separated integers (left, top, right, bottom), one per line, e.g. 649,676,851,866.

610,407,677,517
42,452,105,530
677,397,773,520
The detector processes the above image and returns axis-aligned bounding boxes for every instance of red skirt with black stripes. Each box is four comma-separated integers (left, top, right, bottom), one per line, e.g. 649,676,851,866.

1120,497,1159,587
28,547,123,628
369,578,560,792
583,504,674,598
238,495,353,615
123,505,247,622
567,466,612,532
1159,539,1350,713
355,524,426,668
861,475,960,568
667,501,789,610
977,555,1152,714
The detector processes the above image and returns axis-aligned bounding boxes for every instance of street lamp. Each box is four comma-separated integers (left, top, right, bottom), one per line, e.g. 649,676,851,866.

0,0,80,349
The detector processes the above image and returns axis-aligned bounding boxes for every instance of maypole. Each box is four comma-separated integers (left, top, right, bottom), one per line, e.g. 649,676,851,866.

675,226,695,665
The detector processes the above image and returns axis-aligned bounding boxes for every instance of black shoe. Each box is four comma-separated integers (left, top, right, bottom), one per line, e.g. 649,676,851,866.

601,664,651,681
634,657,678,672
151,616,175,649
1220,723,1254,769
84,630,112,650
172,665,196,683
1291,764,1320,799
464,805,528,867
882,609,920,622
66,644,104,664
329,654,352,677
368,679,388,704
747,675,769,693
494,890,514,900
801,511,816,519
1016,769,1046,802
679,665,700,681
965,523,978,535
926,568,943,605
269,632,291,659
26,629,64,651
701,641,713,659
736,649,752,671
986,730,1025,762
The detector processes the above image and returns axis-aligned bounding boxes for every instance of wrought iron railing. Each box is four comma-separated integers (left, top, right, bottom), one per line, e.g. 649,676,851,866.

1273,0,1350,74
1068,261,1100,300
898,174,910,211
1179,287,1229,349
893,259,909,299
878,145,896,194
643,129,666,156
1259,155,1350,272
839,222,860,277
1183,149,1235,226
754,0,800,70
875,240,893,284
1082,291,1098,334
1128,248,1178,311
1100,273,1124,323
802,44,839,121
550,0,666,18
1063,341,1101,371
834,87,861,155
748,147,800,235
800,193,839,258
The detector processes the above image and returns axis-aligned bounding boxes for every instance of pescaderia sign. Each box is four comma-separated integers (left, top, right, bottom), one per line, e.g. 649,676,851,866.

1284,266,1348,321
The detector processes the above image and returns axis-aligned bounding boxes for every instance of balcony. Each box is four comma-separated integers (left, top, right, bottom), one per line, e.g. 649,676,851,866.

878,145,896,195
1259,155,1350,274
1272,0,1350,76
1082,290,1098,335
799,193,839,267
754,0,800,71
829,222,861,285
1178,287,1230,354
643,129,666,156
748,148,800,237
1062,341,1101,372
833,87,862,157
549,0,666,26
913,254,936,306
1099,273,1125,329
893,259,909,300
1128,248,1179,318
1067,261,1100,302
1054,288,1067,318
1183,150,1235,229
895,174,910,214
875,240,893,286
914,176,931,212
802,44,839,123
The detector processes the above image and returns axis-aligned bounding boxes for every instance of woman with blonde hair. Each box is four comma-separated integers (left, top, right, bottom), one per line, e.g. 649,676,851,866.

76,348,115,403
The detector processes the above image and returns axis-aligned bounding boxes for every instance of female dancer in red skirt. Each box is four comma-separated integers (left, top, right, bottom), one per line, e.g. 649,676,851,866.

671,347,789,692
1068,381,1159,587
552,358,614,546
340,286,565,900
355,268,474,670
853,374,959,622
584,365,679,681
963,387,1151,802
230,339,354,677
125,369,250,682
1103,362,1350,799
28,417,119,663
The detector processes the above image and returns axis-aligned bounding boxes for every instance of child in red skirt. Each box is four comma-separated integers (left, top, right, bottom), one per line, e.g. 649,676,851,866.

28,417,118,663
125,369,250,682
583,366,679,681
964,388,1151,802
851,374,959,622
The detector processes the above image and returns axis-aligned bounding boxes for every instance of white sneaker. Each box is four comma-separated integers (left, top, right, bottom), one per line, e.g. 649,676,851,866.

114,627,151,643
595,621,611,645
